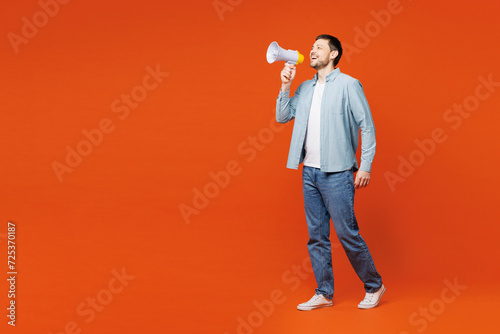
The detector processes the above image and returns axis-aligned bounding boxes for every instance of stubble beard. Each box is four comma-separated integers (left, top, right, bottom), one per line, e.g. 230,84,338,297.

310,57,330,70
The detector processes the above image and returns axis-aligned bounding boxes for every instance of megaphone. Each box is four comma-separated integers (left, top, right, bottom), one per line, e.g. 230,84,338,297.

266,41,304,65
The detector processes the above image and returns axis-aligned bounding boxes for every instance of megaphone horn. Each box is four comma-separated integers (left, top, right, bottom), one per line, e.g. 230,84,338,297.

266,41,304,65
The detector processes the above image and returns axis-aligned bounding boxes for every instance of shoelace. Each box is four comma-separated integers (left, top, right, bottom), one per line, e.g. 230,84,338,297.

363,293,376,303
306,294,323,305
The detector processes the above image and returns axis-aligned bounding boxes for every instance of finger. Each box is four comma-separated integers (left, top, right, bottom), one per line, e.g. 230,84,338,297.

362,178,370,188
356,177,367,189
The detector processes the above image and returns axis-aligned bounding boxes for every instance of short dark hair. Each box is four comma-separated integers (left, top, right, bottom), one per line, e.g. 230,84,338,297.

315,34,342,66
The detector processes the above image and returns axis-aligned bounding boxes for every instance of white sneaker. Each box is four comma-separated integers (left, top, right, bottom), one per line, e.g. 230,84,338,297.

297,294,333,311
358,284,386,309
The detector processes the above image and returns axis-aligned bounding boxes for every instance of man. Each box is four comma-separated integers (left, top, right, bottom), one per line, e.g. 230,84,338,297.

276,34,385,311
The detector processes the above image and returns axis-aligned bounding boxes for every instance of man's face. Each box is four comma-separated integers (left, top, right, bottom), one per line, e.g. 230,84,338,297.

310,39,336,70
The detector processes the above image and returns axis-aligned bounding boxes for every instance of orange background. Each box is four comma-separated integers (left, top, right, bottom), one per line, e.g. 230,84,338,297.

1,0,499,333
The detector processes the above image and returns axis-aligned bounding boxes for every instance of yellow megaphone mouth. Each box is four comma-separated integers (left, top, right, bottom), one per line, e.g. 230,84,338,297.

296,52,304,65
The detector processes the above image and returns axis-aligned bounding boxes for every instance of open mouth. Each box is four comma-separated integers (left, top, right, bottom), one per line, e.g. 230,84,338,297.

311,55,318,60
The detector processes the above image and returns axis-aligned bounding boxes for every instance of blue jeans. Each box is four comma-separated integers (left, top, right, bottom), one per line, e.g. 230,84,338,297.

302,166,382,299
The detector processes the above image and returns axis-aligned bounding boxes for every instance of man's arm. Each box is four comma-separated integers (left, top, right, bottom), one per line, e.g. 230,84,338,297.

349,79,376,188
276,64,300,123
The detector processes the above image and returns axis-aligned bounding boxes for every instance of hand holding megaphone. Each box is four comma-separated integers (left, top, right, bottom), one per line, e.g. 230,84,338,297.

267,41,303,91
281,63,296,85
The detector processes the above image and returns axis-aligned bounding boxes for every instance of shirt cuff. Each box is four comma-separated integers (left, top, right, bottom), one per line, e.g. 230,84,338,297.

359,161,372,173
278,89,290,98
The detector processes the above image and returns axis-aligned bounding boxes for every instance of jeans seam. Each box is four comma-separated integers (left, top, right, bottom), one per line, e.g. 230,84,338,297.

358,234,378,276
346,170,355,230
318,178,326,295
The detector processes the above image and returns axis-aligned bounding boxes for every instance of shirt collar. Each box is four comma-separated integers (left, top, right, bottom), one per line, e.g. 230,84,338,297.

313,67,341,84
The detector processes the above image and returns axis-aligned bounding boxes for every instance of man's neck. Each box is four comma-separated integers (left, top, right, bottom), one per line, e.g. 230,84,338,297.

316,65,336,84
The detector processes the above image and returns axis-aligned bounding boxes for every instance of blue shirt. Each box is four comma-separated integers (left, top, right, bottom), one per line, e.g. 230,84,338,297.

276,68,376,173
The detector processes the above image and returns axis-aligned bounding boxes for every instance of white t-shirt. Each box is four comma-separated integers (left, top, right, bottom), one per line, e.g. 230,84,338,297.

303,83,325,168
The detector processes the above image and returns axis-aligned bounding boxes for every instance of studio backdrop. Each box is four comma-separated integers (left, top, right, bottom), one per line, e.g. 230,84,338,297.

1,0,499,333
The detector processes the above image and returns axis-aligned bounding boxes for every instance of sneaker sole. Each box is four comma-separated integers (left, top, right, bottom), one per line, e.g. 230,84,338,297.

358,285,386,310
297,303,333,311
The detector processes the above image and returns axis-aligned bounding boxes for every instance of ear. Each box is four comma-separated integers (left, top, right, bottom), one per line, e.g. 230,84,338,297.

330,50,339,61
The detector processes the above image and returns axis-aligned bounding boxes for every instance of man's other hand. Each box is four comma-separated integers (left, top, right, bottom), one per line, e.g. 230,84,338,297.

354,170,371,189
